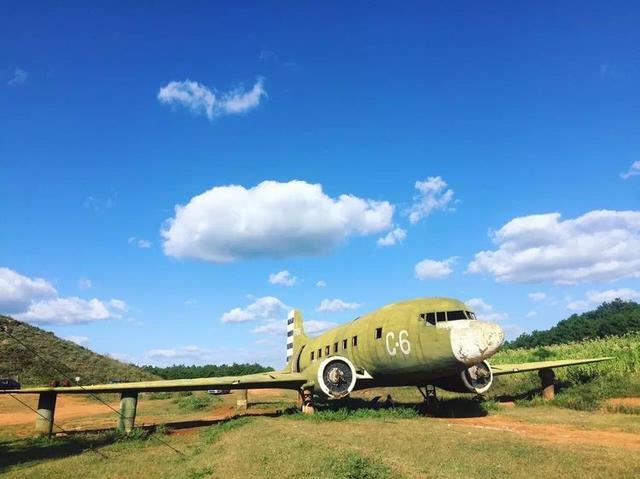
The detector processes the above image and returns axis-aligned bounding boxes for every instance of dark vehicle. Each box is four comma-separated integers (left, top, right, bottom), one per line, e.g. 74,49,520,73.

207,389,231,395
0,378,21,390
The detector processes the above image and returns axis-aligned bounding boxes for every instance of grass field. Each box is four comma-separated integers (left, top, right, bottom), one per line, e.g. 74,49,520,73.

2,333,640,478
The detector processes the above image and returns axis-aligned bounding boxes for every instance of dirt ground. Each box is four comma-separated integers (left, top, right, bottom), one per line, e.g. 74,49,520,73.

2,392,640,451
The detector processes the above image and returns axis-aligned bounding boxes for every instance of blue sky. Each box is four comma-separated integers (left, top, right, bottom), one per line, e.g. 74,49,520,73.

1,2,639,368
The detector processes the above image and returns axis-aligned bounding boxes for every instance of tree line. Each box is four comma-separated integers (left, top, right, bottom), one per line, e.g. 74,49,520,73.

506,299,640,349
140,362,274,379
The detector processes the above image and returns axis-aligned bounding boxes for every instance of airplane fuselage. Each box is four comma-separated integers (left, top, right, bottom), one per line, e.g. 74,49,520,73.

290,298,505,394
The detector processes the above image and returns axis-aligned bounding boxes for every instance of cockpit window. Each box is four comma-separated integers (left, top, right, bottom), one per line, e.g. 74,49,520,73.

446,310,467,321
420,312,436,325
466,311,477,320
436,311,446,323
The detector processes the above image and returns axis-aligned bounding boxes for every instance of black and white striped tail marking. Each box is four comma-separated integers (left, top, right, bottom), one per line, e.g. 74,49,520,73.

286,310,295,362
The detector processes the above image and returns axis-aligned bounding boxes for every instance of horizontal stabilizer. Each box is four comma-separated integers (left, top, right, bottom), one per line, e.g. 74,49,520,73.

491,357,613,376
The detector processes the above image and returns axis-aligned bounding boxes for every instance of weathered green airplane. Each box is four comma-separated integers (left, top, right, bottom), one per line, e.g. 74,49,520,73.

0,297,610,435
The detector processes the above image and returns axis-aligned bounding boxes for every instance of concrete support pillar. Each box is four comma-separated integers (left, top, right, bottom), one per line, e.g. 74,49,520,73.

236,389,248,411
301,389,314,415
539,368,555,400
118,391,139,433
35,392,57,437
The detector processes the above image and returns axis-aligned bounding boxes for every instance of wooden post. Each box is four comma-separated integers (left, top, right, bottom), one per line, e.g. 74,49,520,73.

35,392,57,437
118,391,139,433
236,389,248,411
539,368,555,400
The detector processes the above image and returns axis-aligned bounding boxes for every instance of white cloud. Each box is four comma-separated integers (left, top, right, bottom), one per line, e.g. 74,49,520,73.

65,335,89,347
157,78,266,120
414,257,457,280
317,298,361,312
0,267,57,314
528,292,547,302
468,210,640,284
566,288,640,312
251,318,337,336
465,297,508,322
316,280,327,288
526,311,537,318
377,227,407,247
269,270,297,286
8,68,28,86
162,180,394,263
305,319,337,335
128,237,152,249
16,297,127,325
78,278,93,290
620,161,640,180
221,296,289,323
408,176,455,224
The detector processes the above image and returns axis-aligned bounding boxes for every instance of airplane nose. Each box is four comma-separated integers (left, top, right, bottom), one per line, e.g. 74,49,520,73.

450,321,505,365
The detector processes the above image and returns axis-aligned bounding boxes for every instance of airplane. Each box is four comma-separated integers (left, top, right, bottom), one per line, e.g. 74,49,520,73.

0,297,610,435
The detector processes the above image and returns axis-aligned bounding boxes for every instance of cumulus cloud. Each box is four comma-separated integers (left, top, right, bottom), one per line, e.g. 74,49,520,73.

465,298,508,322
128,237,151,249
221,296,289,323
566,288,640,311
269,270,297,286
620,161,640,180
0,267,57,314
162,180,394,263
528,292,547,302
65,335,89,347
317,298,361,312
468,210,640,284
316,280,327,288
377,227,407,247
16,297,127,325
252,318,337,336
408,176,455,224
8,68,28,86
157,78,266,120
414,257,456,280
147,345,209,359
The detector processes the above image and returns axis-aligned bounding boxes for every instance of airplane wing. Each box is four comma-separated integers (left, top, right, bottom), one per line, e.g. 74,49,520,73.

491,357,612,376
0,371,308,394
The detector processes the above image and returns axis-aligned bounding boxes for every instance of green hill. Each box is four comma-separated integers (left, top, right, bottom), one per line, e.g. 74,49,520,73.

507,299,640,349
0,315,159,386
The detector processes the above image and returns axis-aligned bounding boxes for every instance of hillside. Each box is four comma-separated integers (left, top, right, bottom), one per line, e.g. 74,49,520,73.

507,299,640,349
0,315,158,386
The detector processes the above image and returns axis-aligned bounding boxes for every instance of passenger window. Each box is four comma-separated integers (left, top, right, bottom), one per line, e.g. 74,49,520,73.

436,312,446,323
334,342,338,353
352,336,358,347
311,351,315,361
325,345,330,356
375,327,382,339
287,317,294,325
342,339,348,349
318,348,322,358
287,329,293,337
425,312,436,325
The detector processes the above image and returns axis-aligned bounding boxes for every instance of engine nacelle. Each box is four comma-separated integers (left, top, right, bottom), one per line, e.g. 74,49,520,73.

432,361,493,394
316,356,357,399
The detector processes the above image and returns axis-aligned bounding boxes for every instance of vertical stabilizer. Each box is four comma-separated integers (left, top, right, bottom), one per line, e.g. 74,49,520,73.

286,309,308,371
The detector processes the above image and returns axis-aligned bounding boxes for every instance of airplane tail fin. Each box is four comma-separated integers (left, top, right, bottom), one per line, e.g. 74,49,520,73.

286,309,308,371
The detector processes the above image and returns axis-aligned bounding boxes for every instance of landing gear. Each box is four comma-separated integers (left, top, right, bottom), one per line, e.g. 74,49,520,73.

417,385,439,412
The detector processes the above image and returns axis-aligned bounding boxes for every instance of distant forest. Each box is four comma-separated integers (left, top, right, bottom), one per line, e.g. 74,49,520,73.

141,362,274,379
506,299,640,349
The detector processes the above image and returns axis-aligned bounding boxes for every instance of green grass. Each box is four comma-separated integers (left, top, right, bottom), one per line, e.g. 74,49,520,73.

199,417,253,445
288,406,420,422
489,333,640,410
174,393,221,411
